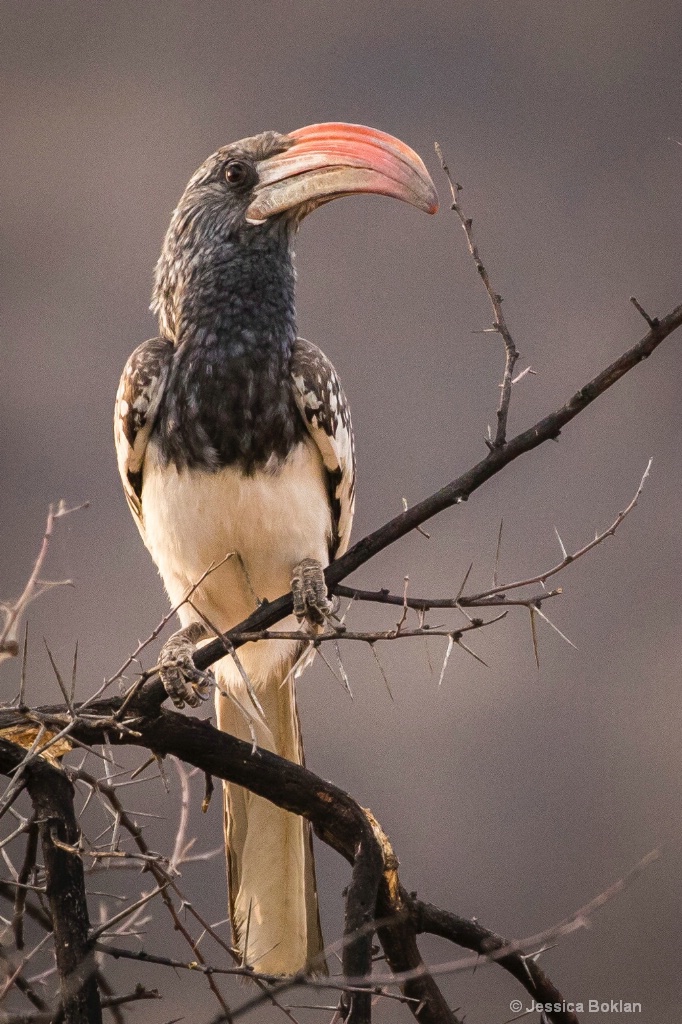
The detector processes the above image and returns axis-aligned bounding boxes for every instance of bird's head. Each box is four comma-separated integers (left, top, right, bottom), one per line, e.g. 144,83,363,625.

153,123,437,337
178,122,437,229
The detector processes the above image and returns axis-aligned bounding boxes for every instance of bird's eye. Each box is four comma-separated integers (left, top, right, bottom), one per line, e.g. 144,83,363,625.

225,161,249,186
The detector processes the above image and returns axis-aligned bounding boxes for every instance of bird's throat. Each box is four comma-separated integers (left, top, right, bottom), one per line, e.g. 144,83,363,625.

154,232,304,473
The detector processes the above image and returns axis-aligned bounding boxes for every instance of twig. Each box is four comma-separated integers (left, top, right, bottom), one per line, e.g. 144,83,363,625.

0,933,52,1004
0,939,50,1013
0,297,647,719
100,551,235,703
435,143,520,448
88,883,169,942
386,848,661,989
0,502,86,664
630,295,659,329
333,583,561,612
12,819,39,949
224,618,503,644
1,297,681,1023
465,459,652,602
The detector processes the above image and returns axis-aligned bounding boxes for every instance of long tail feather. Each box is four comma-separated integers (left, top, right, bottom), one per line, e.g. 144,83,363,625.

215,641,326,976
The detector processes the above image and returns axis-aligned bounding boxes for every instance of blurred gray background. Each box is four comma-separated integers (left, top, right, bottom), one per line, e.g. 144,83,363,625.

2,1,682,1021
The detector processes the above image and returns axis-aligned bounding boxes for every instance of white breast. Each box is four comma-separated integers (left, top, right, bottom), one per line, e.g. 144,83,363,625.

140,438,332,636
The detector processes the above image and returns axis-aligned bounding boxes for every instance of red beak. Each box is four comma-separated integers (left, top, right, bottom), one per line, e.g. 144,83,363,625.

246,122,438,224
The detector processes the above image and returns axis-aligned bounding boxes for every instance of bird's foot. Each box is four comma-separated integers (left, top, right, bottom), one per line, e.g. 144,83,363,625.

292,558,334,627
158,622,214,709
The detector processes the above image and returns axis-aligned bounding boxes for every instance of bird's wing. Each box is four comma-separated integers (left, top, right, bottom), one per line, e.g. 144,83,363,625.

291,337,355,558
113,337,173,531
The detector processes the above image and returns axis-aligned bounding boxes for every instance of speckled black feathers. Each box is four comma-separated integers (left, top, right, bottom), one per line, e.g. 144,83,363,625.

152,228,306,474
114,336,172,518
291,339,355,557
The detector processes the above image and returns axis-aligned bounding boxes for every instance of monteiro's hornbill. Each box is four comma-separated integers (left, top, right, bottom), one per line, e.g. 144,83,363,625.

114,123,437,975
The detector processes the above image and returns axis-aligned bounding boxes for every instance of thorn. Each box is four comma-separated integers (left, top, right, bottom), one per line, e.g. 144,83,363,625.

456,637,489,668
43,639,73,711
333,641,353,698
511,365,537,384
402,497,430,537
529,607,540,669
630,295,659,329
437,636,455,687
493,519,504,587
456,562,474,601
19,622,29,707
533,604,578,649
156,754,171,794
554,526,568,560
130,754,157,780
70,640,78,704
369,642,394,701
202,772,214,813
423,636,435,678
317,645,350,696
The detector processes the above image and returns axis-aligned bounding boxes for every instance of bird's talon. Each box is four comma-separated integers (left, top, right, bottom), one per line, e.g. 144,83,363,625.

291,558,333,627
158,627,214,709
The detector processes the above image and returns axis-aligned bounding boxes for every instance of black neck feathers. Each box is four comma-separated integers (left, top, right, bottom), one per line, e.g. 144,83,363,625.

152,211,304,473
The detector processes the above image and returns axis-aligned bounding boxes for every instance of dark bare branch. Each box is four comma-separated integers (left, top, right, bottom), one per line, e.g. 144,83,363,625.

12,818,39,950
412,900,579,1024
0,741,102,1024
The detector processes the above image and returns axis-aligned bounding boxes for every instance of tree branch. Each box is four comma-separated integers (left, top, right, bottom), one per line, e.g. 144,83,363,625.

435,143,520,448
412,900,579,1024
0,742,102,1024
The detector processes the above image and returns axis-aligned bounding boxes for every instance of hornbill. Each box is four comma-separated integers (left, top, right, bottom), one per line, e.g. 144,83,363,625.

114,123,437,975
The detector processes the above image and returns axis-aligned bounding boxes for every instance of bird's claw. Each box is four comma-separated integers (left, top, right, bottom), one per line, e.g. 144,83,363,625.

291,558,335,626
158,625,214,709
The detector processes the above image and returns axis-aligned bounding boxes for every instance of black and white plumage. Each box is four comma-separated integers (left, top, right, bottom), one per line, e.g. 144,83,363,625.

114,123,436,975
116,334,354,557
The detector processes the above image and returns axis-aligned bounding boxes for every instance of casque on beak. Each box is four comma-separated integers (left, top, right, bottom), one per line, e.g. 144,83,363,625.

246,122,438,224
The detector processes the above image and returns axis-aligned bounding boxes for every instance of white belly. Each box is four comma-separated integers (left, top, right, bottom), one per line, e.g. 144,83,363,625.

140,438,332,643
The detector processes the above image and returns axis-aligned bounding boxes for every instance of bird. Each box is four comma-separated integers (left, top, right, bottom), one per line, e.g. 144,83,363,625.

114,122,437,976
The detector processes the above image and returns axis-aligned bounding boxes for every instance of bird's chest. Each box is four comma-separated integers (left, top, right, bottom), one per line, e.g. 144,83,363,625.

154,336,305,473
140,438,332,630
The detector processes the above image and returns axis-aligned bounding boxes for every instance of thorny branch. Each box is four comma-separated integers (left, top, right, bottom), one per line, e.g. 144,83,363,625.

333,456,651,652
0,502,86,664
465,458,653,602
210,616,506,646
435,143,521,449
